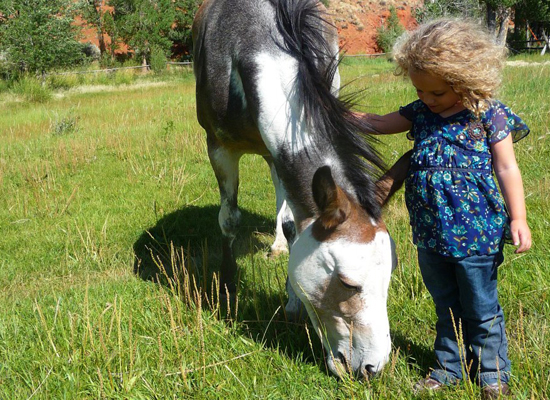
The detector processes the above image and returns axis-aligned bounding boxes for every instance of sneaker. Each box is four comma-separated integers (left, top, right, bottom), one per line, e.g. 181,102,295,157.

482,382,511,399
413,377,444,394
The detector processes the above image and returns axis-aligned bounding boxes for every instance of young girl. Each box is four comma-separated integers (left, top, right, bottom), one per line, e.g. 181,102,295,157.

360,19,532,398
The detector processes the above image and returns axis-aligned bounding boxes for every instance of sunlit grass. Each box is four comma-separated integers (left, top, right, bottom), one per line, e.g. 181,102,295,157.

0,58,549,398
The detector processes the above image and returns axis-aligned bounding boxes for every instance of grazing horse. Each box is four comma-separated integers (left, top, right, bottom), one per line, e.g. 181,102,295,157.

193,0,410,378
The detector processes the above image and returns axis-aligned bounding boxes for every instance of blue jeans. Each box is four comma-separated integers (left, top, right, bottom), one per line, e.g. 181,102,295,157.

417,248,510,386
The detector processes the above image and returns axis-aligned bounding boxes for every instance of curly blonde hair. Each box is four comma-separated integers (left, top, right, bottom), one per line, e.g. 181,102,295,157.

392,19,507,116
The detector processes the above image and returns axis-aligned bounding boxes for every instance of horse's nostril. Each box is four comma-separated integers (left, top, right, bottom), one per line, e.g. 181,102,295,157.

336,351,347,365
364,364,377,376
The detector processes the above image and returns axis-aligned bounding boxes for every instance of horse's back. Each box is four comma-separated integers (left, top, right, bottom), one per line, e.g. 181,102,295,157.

193,0,280,154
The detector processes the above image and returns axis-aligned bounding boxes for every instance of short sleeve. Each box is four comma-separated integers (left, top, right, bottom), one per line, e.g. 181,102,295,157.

399,101,416,122
484,101,530,144
399,100,422,141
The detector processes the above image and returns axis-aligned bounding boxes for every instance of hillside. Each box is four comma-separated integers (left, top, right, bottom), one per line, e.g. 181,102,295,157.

327,0,421,54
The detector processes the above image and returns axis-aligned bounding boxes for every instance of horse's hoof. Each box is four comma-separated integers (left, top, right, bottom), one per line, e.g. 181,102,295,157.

269,246,289,259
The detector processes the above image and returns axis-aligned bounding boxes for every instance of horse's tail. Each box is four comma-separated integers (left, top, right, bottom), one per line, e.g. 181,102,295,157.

272,0,386,218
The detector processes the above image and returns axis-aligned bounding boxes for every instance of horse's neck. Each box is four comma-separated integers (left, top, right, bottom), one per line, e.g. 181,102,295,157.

274,143,353,231
251,51,357,229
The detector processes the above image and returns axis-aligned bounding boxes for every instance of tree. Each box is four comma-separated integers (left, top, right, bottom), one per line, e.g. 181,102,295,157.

0,0,84,76
483,0,519,44
76,0,108,55
110,0,175,66
169,0,200,59
414,0,517,44
414,0,484,23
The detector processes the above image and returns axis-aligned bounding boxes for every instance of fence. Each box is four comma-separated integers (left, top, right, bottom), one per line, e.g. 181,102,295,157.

45,61,193,77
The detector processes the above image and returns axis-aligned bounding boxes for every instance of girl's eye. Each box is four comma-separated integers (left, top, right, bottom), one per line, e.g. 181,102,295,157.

434,92,445,96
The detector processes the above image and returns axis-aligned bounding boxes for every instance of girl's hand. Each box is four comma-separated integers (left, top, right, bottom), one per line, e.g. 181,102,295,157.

510,219,532,253
352,111,412,134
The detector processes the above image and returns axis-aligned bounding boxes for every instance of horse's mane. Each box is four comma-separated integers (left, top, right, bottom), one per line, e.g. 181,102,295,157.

272,0,386,219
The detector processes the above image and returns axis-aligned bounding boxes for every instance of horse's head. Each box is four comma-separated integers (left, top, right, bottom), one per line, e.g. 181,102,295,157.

287,152,410,378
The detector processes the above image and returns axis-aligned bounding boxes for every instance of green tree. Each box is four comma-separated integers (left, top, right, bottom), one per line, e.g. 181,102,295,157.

414,0,484,23
0,0,84,77
110,0,175,66
376,6,404,53
76,0,108,55
169,0,200,59
483,0,519,44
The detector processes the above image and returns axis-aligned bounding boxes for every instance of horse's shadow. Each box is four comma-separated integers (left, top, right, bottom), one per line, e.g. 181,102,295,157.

133,205,270,282
133,204,322,361
132,204,433,376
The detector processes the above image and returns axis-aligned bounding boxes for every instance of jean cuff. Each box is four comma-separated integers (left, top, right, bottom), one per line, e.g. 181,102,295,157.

430,369,460,385
478,371,510,386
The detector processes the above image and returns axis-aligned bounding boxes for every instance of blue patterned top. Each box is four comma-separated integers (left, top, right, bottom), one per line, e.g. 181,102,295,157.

399,100,529,257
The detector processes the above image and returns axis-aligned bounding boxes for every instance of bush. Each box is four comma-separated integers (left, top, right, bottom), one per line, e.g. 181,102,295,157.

50,114,79,135
47,74,80,90
113,70,136,85
376,7,405,53
11,77,52,103
149,47,168,74
414,0,484,23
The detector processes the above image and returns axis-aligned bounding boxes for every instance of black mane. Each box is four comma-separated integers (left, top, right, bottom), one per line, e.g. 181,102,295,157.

272,0,386,219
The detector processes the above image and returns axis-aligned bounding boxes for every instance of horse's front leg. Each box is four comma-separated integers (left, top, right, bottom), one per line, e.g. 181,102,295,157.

263,156,295,257
208,143,242,294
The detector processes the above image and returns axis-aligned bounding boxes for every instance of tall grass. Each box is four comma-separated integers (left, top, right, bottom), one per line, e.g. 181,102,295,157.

0,57,548,398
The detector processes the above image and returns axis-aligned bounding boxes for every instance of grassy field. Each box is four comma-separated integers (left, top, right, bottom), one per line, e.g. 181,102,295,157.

1,56,549,399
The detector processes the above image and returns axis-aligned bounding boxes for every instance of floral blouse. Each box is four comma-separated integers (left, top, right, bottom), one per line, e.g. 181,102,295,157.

399,100,529,258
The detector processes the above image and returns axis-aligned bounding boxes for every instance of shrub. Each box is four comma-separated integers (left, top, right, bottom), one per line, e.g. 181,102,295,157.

376,7,405,53
50,114,79,135
11,77,52,103
47,74,80,90
113,69,136,85
150,47,168,74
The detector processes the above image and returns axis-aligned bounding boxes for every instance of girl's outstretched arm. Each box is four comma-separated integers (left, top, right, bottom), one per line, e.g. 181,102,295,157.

491,135,532,253
356,111,412,134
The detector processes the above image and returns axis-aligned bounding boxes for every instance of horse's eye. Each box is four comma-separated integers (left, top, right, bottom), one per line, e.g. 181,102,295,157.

338,275,361,292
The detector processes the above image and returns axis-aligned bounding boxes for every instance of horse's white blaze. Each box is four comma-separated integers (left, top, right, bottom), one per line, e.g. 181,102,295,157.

254,52,313,155
288,225,394,376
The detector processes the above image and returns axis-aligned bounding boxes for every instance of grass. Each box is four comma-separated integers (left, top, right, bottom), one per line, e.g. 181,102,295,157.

1,57,549,399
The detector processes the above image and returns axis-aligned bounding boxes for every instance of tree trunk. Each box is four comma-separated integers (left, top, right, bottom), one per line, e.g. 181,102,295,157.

96,0,106,55
142,54,148,73
486,4,497,35
496,7,511,45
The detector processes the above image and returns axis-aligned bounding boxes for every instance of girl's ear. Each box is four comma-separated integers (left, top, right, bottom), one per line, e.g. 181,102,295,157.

375,150,412,206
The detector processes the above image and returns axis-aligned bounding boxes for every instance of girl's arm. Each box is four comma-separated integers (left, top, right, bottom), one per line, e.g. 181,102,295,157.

356,111,412,134
491,135,532,253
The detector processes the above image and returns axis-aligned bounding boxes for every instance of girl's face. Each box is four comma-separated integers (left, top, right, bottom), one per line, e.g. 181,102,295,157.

409,70,463,115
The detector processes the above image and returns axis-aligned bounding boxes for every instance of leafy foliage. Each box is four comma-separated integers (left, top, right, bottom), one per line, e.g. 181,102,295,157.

0,0,85,76
376,7,404,53
414,0,484,23
169,0,201,60
109,0,175,65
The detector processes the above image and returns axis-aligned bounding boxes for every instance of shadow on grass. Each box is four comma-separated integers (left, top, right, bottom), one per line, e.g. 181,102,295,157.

132,204,429,378
133,204,273,283
132,204,325,369
392,333,434,376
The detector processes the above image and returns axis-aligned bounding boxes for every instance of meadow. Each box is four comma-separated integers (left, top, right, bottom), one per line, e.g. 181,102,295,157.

1,56,549,399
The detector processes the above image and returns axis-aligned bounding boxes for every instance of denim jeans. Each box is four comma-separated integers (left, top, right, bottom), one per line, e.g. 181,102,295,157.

417,248,510,386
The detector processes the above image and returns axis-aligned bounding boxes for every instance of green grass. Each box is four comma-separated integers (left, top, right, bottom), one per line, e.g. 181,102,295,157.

1,59,549,399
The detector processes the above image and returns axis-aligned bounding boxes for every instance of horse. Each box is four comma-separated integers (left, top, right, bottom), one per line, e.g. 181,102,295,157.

192,0,410,378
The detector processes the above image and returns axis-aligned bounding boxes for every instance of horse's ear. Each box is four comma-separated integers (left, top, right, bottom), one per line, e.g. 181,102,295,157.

312,166,351,229
375,150,412,206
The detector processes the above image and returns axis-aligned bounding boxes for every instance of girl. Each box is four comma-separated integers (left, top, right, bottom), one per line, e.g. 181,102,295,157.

360,19,532,398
